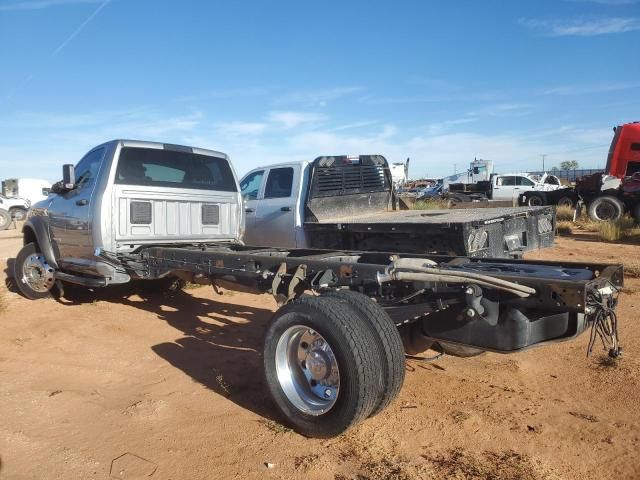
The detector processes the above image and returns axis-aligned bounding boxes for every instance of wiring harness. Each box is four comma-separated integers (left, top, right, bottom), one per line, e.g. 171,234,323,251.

586,283,621,358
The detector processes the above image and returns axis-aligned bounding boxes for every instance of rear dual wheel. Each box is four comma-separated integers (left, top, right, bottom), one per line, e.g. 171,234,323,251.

263,293,404,438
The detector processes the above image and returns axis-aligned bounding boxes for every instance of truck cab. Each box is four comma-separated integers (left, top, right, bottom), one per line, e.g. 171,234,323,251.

23,140,243,289
240,161,309,248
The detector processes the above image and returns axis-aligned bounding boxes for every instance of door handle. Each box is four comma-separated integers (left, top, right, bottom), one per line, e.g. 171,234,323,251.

245,208,255,213
75,199,88,206
281,206,292,212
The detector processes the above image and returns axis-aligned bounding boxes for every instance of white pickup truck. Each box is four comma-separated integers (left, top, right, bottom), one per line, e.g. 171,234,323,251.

14,140,623,438
240,156,557,258
447,173,562,203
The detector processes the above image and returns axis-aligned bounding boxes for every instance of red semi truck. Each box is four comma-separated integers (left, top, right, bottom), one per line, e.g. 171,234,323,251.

520,122,640,221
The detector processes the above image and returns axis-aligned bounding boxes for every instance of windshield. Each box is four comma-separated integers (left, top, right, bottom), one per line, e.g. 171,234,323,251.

115,147,237,192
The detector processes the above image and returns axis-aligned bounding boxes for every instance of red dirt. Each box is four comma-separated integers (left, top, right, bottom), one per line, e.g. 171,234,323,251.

0,236,638,479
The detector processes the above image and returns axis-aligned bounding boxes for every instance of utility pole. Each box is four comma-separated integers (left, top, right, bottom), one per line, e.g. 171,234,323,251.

541,154,547,172
454,163,457,174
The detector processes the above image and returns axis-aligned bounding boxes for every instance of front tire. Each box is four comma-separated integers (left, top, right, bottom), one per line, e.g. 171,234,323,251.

527,194,544,206
587,196,624,222
0,209,10,230
14,242,55,299
264,295,383,438
9,207,27,221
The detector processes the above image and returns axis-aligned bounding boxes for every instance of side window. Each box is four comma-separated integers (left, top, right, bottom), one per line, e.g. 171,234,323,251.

74,148,104,190
517,177,535,186
498,176,516,186
264,167,294,199
626,162,640,176
240,170,264,200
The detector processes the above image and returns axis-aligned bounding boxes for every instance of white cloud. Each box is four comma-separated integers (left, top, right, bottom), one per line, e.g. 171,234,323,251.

267,111,326,129
0,0,102,11
542,81,640,95
215,121,268,136
276,87,362,107
520,17,640,36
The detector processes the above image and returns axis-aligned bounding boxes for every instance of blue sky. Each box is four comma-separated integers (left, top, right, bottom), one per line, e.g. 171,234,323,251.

1,0,639,181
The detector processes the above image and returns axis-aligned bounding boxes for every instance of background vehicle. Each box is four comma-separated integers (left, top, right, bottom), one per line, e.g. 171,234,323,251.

448,173,562,204
240,155,556,259
2,178,51,205
519,122,640,221
0,194,30,221
15,140,623,438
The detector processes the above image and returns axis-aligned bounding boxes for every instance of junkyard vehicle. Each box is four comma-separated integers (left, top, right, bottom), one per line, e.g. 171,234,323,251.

519,122,640,220
240,156,556,259
0,194,30,221
447,173,563,204
15,140,623,438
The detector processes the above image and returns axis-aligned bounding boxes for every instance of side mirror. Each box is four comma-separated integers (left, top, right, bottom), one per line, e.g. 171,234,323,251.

62,164,76,190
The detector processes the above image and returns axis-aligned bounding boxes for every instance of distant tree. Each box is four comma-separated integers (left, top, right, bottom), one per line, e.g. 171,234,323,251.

551,166,559,172
559,160,579,170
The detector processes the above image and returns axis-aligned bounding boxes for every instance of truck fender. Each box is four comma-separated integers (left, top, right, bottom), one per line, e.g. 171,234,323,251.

22,217,59,269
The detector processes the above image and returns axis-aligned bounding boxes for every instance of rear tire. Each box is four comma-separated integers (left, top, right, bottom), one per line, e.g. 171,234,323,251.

0,209,10,230
263,295,383,438
14,242,55,299
557,196,574,208
587,196,624,222
527,194,544,206
322,290,405,416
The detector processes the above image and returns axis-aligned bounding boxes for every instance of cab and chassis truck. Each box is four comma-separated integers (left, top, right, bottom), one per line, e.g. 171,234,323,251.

15,140,623,438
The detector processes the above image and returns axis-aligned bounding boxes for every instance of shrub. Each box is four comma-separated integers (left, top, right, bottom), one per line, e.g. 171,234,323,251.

412,199,449,210
598,217,635,242
556,221,573,235
555,205,574,222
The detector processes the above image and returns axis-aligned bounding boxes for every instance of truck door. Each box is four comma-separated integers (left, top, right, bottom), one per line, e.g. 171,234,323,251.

240,169,265,246
48,147,105,260
254,166,298,248
492,175,516,200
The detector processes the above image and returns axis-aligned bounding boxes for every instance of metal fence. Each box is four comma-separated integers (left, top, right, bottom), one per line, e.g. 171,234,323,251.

528,169,602,183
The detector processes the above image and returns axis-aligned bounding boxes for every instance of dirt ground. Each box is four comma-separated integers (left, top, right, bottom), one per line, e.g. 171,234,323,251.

1,231,639,480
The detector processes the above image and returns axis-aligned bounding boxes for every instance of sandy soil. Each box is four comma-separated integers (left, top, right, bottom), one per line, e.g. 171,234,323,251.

0,235,639,479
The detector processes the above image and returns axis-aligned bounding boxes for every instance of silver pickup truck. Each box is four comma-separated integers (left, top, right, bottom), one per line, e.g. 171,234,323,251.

240,156,556,258
14,140,623,438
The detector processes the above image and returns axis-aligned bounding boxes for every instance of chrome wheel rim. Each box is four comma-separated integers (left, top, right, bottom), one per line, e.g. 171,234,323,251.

275,325,340,416
22,254,55,292
12,210,26,221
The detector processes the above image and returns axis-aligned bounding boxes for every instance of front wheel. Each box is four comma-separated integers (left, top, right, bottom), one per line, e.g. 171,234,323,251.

0,209,11,230
9,207,27,221
527,194,544,206
14,242,56,299
264,295,383,438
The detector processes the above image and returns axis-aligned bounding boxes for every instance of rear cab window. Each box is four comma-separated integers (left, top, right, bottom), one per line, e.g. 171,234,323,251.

114,147,237,191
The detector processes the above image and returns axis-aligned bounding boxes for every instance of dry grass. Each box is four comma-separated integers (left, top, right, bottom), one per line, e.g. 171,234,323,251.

556,221,573,235
625,259,640,278
411,199,450,210
598,217,636,242
555,205,575,222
